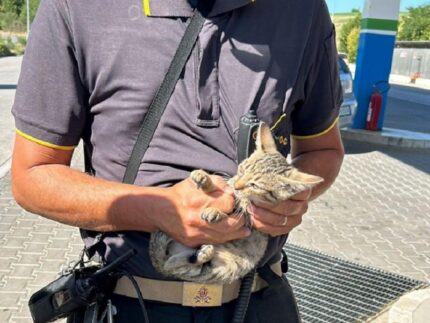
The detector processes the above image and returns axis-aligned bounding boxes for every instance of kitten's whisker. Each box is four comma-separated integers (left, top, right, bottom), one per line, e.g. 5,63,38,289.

231,209,244,219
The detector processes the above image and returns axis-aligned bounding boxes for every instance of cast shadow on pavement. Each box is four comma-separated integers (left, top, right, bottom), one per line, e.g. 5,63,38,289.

343,138,430,175
0,84,17,90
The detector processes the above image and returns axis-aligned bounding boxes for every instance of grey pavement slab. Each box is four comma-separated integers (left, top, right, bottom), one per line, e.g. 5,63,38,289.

289,148,430,284
342,140,430,175
0,56,22,171
0,150,83,323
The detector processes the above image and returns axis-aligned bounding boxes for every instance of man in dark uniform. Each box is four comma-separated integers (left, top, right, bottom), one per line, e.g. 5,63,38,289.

11,0,344,321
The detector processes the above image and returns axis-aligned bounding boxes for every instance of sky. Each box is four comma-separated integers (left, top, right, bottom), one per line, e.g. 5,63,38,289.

325,0,430,13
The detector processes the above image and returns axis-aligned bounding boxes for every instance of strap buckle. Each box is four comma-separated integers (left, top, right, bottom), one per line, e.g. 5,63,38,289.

182,282,223,307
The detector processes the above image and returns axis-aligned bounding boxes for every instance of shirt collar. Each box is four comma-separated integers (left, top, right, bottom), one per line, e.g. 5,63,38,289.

143,0,255,18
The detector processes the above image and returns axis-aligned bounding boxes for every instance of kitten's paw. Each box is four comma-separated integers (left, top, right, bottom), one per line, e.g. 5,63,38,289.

196,244,214,264
190,170,215,192
190,169,209,188
201,208,227,223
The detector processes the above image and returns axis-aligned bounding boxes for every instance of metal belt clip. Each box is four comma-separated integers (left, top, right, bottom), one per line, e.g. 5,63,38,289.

182,282,223,307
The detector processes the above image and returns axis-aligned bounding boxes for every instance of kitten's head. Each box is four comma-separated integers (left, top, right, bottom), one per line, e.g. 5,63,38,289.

232,122,323,204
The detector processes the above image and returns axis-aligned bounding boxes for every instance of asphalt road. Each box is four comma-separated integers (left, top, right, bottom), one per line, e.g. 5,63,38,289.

388,84,430,106
385,84,430,134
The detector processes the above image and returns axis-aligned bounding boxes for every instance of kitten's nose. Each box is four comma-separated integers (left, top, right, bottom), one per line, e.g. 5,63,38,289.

233,178,245,190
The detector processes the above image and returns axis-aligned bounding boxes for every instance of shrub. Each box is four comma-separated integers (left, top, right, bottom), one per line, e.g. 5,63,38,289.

0,0,40,32
0,11,25,31
398,5,430,41
339,13,361,54
0,38,13,57
347,27,360,63
17,35,26,45
0,36,26,57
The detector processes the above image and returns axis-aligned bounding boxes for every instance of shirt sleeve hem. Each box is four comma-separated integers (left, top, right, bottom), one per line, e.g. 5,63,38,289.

291,116,339,140
14,114,81,147
15,128,77,151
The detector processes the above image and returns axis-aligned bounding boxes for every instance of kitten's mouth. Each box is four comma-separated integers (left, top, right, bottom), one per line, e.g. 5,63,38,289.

249,195,276,205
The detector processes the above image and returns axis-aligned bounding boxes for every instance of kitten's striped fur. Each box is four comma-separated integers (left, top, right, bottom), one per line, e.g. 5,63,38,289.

149,122,323,284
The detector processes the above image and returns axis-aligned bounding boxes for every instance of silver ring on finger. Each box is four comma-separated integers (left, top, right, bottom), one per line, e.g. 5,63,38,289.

282,217,288,226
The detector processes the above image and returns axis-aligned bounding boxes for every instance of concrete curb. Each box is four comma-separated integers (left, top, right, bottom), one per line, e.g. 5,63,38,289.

368,287,430,323
341,128,430,149
388,287,430,323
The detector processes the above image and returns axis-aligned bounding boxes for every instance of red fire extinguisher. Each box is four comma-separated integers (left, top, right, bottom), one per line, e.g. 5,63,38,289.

366,81,390,131
366,89,382,131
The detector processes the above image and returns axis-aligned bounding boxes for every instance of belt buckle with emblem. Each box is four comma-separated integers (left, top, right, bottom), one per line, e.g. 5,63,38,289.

182,282,223,307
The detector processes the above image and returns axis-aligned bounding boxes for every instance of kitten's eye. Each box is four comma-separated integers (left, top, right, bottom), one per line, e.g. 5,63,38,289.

248,182,259,189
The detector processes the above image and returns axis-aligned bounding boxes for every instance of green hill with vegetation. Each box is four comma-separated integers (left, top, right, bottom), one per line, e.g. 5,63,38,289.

332,6,429,63
332,13,357,32
1,2,429,58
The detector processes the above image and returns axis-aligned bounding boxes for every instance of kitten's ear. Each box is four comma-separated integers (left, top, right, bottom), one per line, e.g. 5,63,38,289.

287,168,324,187
256,122,277,154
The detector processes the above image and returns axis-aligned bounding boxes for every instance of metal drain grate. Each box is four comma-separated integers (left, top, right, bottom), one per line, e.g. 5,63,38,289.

283,243,428,323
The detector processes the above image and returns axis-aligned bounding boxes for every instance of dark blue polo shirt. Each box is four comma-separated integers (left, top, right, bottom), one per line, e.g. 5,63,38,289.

12,0,342,279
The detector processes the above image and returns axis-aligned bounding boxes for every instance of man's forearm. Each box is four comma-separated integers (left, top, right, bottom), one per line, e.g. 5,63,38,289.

292,148,344,200
12,164,168,232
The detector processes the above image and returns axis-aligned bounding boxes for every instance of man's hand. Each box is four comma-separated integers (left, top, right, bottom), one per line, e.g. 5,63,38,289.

247,120,344,237
157,175,250,248
248,189,312,237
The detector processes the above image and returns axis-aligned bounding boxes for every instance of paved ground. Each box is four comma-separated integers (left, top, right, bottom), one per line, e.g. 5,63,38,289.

0,174,83,322
289,142,430,282
1,56,430,322
0,56,20,171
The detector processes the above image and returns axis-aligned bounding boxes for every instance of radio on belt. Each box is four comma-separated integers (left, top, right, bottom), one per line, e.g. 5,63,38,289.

237,110,260,164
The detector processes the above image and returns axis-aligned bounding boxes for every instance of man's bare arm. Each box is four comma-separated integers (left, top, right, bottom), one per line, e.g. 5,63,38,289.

290,122,344,200
11,134,248,247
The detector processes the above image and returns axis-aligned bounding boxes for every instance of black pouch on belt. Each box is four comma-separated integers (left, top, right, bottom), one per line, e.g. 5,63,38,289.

28,264,111,323
242,257,301,323
256,250,289,298
28,250,135,323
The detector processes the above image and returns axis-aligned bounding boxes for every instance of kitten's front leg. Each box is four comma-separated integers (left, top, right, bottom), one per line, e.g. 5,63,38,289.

191,169,229,222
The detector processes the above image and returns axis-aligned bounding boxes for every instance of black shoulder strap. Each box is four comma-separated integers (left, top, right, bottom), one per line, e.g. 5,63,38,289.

85,11,205,259
122,11,205,185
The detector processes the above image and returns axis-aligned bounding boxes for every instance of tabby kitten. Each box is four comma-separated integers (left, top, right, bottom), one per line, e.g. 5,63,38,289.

149,122,323,284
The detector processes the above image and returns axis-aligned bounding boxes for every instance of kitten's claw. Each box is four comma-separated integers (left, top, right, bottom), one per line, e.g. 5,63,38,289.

196,244,214,264
201,208,228,223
